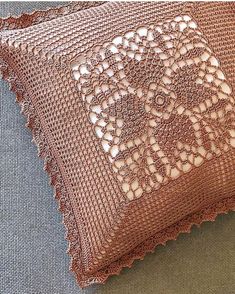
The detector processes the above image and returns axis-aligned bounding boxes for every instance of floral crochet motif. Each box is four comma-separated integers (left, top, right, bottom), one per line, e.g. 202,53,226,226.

73,15,235,200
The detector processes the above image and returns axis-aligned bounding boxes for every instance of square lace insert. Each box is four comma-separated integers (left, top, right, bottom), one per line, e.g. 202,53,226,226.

73,15,235,201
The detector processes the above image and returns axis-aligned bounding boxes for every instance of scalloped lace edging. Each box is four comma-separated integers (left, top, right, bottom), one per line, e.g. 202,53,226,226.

1,55,234,288
81,196,234,287
0,2,105,31
0,54,85,284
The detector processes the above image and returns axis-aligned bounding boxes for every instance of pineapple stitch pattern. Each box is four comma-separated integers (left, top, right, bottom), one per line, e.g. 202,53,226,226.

73,15,235,200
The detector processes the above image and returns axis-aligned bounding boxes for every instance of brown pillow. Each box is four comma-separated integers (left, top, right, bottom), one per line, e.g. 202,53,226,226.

1,1,235,288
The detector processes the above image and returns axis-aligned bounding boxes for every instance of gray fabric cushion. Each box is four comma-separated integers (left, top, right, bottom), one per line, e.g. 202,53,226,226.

0,2,234,294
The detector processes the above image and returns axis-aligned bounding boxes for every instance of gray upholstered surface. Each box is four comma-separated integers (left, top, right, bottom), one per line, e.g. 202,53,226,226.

0,2,234,294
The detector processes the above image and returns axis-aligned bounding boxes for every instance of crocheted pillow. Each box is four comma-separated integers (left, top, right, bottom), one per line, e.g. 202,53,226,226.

1,1,235,288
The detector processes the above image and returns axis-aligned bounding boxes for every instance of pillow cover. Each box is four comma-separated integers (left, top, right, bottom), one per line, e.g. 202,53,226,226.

0,1,234,288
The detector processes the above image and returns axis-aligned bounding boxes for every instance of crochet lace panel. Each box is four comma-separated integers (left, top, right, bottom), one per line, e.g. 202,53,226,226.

72,14,235,201
1,1,235,289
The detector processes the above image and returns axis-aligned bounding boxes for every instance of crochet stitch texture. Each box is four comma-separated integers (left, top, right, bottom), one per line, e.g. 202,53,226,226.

0,1,235,288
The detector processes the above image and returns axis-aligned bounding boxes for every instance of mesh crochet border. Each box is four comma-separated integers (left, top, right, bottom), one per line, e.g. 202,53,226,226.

0,2,235,288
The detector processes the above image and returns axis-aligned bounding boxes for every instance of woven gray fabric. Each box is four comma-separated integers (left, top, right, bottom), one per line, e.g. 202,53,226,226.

0,2,234,294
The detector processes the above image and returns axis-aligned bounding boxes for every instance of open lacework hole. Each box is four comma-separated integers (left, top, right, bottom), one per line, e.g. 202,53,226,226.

72,14,235,201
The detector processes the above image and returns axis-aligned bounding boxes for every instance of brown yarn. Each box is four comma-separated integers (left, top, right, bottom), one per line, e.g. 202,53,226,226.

0,1,234,288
